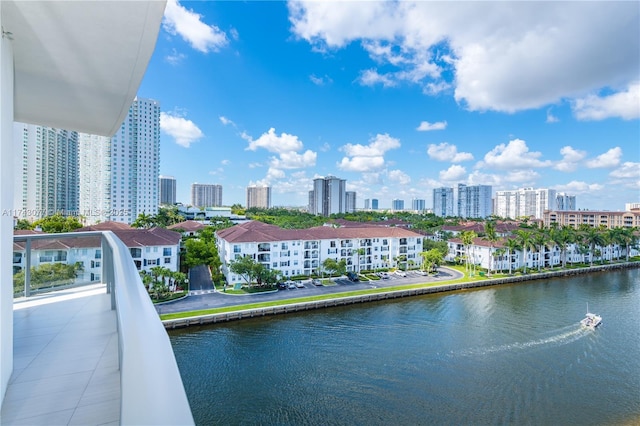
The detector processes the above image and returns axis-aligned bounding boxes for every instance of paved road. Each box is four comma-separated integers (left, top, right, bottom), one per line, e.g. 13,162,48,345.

188,264,214,293
155,267,463,315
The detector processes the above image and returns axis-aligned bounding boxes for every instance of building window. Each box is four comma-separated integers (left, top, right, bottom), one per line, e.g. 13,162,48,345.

164,257,171,264
163,248,172,256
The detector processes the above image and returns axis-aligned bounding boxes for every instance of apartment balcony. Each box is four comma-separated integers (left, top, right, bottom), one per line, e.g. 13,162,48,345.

3,231,193,425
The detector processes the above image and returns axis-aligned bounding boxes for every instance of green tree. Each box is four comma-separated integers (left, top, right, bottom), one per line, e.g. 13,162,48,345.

482,220,499,275
154,206,185,228
420,249,444,273
230,204,245,215
549,225,574,268
229,256,261,286
14,219,33,230
514,230,535,273
32,214,83,233
532,230,551,272
581,227,605,267
504,238,520,275
131,212,155,229
460,230,477,275
321,258,339,277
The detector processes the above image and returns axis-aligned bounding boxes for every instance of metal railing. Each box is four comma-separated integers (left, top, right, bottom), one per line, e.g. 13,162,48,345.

13,231,194,425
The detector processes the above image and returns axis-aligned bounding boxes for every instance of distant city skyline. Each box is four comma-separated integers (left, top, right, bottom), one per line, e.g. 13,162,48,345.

145,2,638,211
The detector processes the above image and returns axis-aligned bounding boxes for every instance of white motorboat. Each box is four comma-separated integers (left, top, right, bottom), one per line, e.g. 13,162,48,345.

580,304,602,328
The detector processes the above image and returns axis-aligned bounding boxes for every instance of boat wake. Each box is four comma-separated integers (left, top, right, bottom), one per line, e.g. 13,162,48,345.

457,324,592,357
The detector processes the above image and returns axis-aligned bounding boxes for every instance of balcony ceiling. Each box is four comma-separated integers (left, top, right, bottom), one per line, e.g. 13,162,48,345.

2,1,166,136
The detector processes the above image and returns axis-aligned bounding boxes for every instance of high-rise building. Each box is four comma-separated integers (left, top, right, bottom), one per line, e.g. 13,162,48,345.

345,191,356,213
246,185,271,209
392,199,405,211
555,192,576,211
159,176,177,206
494,187,570,219
14,123,79,221
308,175,346,216
78,133,111,224
191,183,223,208
371,199,379,210
457,184,492,218
364,198,371,209
79,97,161,224
433,187,454,217
412,198,426,212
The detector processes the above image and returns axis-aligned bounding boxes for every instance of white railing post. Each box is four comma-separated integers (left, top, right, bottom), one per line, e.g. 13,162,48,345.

24,239,31,297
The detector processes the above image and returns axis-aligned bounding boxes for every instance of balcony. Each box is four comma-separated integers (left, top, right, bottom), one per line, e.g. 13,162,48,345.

4,231,193,424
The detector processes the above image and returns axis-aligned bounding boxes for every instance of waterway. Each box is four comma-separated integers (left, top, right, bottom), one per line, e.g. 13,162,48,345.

169,268,640,425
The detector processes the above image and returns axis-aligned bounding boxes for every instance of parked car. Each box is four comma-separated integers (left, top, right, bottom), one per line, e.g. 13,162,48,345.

346,272,359,282
379,272,390,279
277,282,287,290
394,270,407,277
416,270,427,276
287,281,296,289
312,279,323,286
295,281,305,288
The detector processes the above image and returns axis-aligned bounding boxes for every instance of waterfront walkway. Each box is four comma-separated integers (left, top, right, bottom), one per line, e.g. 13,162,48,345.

0,285,120,425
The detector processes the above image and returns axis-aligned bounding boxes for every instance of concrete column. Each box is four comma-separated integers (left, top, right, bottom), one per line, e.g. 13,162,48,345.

0,5,15,402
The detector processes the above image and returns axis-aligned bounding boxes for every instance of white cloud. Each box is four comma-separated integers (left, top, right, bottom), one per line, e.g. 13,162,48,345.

165,48,186,65
310,74,333,86
163,0,228,53
417,121,447,131
479,139,552,170
270,150,317,170
289,2,639,113
610,162,640,179
359,69,397,88
427,142,473,163
586,147,622,168
388,169,411,185
246,128,304,153
572,83,640,121
439,164,466,181
338,133,400,173
160,112,204,148
338,156,385,172
219,116,236,127
554,146,587,172
221,159,230,166
341,133,400,157
546,109,559,123
555,181,605,193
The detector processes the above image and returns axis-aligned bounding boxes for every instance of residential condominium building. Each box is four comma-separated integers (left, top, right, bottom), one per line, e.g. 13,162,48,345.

308,175,346,216
494,187,572,220
13,123,79,221
216,221,425,285
246,185,271,209
159,175,177,205
191,183,223,208
543,210,640,230
392,199,405,211
457,184,492,218
433,187,454,217
78,97,161,224
412,198,426,212
346,191,357,213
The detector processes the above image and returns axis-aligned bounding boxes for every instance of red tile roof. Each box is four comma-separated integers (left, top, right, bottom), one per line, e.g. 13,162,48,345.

168,220,205,232
217,220,423,243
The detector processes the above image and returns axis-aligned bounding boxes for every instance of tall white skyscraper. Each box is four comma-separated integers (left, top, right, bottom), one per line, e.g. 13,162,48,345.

78,133,111,224
457,184,492,218
14,123,79,221
345,191,356,213
433,187,454,217
246,185,271,209
78,97,160,224
494,187,569,219
412,198,426,212
159,175,177,205
308,175,346,216
191,183,223,208
392,199,405,211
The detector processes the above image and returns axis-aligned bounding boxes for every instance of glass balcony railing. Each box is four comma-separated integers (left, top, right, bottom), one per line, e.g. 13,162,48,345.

12,231,194,425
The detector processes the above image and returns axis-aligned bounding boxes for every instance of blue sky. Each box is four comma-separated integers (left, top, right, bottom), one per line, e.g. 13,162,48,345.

138,1,639,212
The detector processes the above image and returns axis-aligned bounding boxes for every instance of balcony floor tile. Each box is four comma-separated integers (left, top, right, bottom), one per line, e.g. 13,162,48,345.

0,284,120,425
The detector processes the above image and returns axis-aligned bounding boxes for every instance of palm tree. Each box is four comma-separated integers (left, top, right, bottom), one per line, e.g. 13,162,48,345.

494,247,506,273
532,230,551,272
354,248,366,274
582,227,606,267
549,225,574,269
460,230,477,275
514,230,535,274
482,220,499,276
615,227,638,262
504,238,520,275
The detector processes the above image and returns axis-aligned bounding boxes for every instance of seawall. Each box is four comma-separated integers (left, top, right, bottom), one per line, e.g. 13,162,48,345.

163,262,640,329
